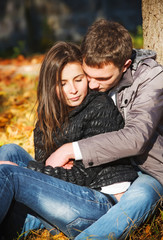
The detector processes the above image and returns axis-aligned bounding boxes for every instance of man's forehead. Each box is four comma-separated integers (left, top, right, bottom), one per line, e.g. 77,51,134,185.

82,61,115,78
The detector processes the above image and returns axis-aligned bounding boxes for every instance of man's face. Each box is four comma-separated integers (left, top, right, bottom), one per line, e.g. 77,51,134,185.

82,60,125,92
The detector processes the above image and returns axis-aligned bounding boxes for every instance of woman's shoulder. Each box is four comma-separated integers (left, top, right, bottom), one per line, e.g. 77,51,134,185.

69,91,115,118
87,90,114,106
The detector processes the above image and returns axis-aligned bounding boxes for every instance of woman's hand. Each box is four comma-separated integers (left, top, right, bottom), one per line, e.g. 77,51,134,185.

0,161,18,166
45,143,74,168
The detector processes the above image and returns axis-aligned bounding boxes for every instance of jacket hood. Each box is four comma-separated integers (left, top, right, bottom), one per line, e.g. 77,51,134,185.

131,49,156,70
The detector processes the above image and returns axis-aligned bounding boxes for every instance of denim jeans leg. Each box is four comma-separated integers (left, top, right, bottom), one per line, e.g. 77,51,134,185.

0,201,44,239
0,144,43,238
0,143,34,167
75,172,163,240
0,165,114,239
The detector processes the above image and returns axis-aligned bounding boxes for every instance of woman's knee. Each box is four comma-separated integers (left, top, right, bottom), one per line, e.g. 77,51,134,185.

0,144,32,166
0,143,22,154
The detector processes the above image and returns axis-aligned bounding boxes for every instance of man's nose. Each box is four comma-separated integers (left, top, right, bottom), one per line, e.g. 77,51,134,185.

88,79,100,89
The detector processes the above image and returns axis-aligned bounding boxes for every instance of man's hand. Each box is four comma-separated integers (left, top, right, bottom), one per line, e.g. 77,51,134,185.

45,143,75,168
0,161,18,166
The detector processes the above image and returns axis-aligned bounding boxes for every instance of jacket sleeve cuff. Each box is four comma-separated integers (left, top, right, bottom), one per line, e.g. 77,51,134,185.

72,142,83,160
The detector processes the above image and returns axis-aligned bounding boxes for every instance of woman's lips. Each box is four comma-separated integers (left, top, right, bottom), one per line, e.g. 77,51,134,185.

69,96,80,101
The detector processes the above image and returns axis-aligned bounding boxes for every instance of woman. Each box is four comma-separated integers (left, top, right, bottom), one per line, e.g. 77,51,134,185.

0,42,137,239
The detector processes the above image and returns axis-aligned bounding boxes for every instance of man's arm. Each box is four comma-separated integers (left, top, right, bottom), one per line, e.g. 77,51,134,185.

79,65,163,167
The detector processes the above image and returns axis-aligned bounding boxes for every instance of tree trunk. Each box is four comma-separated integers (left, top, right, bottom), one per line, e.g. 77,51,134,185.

142,0,163,65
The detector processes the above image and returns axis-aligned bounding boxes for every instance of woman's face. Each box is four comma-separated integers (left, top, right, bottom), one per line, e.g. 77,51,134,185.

57,62,88,107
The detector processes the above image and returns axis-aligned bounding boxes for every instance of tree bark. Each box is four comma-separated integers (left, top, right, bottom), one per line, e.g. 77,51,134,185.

142,0,163,65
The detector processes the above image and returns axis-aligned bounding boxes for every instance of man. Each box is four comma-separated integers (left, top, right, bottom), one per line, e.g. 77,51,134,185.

46,19,163,239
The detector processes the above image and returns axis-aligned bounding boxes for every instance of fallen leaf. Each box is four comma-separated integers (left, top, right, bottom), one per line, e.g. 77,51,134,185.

145,225,151,235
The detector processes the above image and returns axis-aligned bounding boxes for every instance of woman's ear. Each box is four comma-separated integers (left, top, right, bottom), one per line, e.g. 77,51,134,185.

122,59,132,73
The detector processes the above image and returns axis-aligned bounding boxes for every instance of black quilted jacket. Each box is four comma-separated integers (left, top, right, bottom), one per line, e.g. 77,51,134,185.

30,91,138,189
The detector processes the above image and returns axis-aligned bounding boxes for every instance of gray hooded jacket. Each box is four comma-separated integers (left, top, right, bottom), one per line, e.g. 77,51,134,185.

78,49,163,186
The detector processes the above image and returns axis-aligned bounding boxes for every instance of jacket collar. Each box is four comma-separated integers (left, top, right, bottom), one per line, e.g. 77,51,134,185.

117,68,134,91
108,67,133,95
108,48,157,95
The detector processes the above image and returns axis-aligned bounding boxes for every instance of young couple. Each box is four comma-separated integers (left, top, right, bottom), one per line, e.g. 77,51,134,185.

0,19,163,240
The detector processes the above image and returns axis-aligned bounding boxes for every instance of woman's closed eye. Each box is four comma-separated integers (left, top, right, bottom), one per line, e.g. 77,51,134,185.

61,80,66,86
75,79,82,82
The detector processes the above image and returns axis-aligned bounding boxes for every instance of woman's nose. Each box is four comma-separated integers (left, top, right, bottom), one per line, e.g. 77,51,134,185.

70,84,78,93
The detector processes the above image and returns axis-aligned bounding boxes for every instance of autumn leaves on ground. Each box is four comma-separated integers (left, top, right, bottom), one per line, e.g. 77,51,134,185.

0,55,163,240
0,55,41,156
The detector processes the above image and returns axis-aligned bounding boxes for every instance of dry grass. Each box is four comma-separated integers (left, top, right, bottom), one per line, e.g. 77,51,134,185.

24,206,163,240
24,230,68,240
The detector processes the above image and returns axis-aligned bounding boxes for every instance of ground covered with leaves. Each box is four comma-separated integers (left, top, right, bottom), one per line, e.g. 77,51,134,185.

0,55,42,155
0,55,163,240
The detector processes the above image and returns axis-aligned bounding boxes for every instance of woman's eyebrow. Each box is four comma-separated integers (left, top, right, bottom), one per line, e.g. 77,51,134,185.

61,74,84,82
73,73,85,80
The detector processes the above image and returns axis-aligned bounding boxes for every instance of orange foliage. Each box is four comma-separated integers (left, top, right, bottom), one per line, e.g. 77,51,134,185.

0,55,43,156
26,229,68,240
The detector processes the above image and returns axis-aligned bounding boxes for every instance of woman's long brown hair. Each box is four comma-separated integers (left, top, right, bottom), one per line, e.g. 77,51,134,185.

37,41,82,151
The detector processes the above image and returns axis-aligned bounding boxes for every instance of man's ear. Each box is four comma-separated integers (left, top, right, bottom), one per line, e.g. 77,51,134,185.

122,59,132,72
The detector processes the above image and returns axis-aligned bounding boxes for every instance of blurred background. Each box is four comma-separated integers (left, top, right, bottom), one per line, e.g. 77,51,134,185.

0,0,143,58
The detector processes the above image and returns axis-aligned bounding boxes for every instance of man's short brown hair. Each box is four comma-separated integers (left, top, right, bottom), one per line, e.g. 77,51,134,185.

81,19,133,69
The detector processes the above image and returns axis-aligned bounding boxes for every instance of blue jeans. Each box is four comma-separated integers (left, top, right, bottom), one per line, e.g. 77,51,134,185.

0,144,163,240
0,144,44,239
